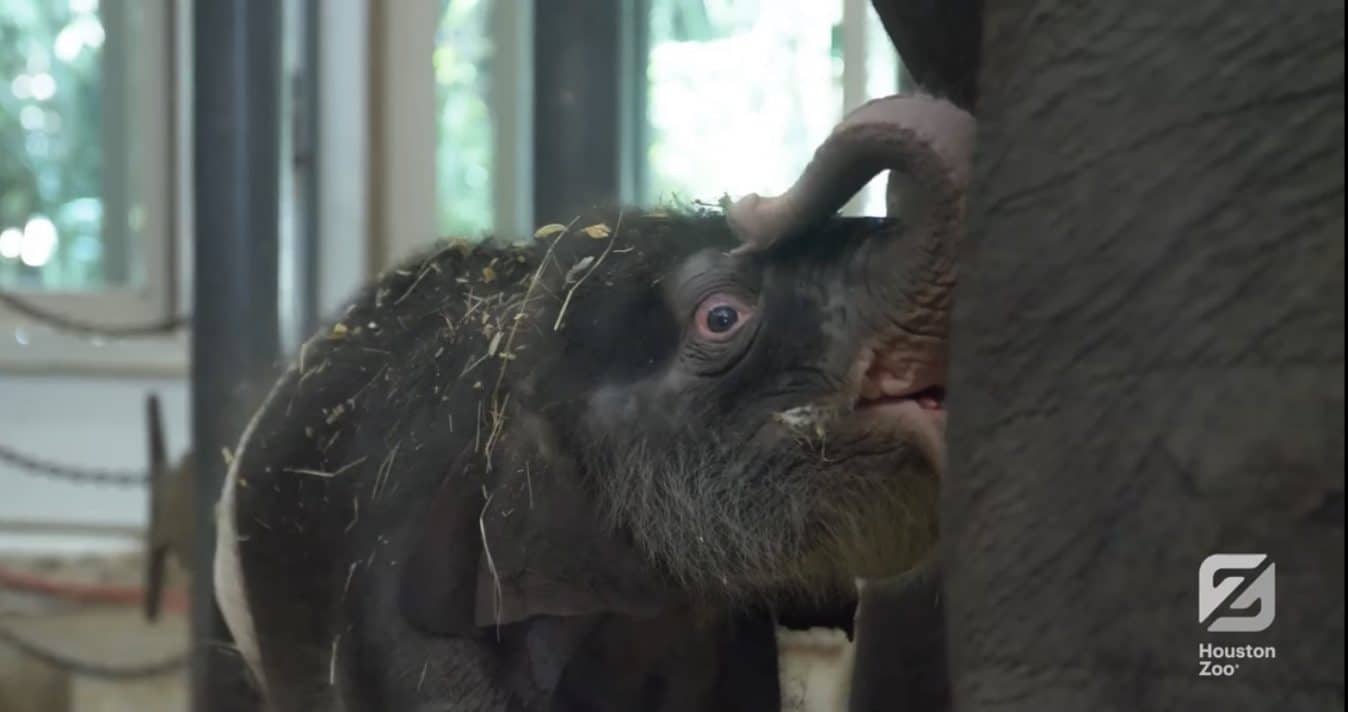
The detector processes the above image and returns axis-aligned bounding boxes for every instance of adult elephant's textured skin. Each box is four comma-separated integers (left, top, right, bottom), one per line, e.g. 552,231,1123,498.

945,2,1344,711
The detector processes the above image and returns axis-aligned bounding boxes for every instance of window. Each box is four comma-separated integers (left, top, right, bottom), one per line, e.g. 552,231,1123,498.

645,0,898,214
426,0,900,246
0,0,180,371
2,0,115,290
434,0,494,239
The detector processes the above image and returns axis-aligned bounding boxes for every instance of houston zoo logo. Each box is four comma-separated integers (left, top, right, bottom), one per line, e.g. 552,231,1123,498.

1197,554,1278,678
1199,554,1275,632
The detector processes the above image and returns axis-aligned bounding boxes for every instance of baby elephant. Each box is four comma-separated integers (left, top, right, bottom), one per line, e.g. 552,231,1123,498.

216,95,973,711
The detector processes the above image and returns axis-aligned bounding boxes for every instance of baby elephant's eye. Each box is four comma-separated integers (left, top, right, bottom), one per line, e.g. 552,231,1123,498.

693,294,755,341
708,305,739,332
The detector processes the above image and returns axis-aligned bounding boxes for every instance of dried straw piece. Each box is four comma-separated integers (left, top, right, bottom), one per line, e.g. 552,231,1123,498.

534,223,568,239
554,212,623,331
581,223,611,239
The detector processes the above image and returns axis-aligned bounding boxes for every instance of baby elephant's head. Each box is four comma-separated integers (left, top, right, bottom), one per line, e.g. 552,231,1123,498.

524,209,949,607
401,95,973,634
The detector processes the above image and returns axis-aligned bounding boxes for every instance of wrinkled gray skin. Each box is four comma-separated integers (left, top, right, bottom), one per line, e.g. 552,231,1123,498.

733,1,1343,709
866,1,1343,710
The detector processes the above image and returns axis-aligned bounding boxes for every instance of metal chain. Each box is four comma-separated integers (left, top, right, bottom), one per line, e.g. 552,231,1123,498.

0,624,187,680
0,292,189,338
0,443,148,487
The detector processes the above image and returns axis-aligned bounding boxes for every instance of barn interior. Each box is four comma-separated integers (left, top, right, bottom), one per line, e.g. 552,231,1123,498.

0,2,907,709
1,1,1342,711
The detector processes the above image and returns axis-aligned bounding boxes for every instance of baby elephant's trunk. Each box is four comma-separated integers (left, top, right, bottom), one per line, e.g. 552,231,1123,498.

728,93,976,366
725,93,976,260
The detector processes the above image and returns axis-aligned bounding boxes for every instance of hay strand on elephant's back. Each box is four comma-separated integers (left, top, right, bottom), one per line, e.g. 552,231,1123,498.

478,485,504,636
483,393,511,473
474,216,581,469
554,212,623,332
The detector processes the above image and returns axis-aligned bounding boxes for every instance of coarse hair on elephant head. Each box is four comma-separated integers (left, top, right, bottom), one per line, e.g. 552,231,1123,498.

397,93,978,637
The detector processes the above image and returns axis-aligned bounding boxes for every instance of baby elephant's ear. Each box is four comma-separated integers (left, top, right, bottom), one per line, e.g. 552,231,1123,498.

399,414,670,637
398,459,485,635
470,453,671,628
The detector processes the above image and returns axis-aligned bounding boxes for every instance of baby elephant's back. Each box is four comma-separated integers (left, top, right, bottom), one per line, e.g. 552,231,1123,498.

215,239,537,709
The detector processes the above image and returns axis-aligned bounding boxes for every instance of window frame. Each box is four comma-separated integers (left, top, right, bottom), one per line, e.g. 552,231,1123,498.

636,0,900,215
373,0,534,271
0,0,189,376
0,0,902,375
377,0,899,267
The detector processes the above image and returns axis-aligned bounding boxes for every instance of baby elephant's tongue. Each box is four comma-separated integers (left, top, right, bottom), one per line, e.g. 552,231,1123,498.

916,387,946,411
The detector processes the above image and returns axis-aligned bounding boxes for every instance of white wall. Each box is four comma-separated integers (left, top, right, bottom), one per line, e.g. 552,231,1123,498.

0,373,189,554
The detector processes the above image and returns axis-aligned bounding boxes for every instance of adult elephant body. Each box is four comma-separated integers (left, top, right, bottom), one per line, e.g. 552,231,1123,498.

937,2,1344,710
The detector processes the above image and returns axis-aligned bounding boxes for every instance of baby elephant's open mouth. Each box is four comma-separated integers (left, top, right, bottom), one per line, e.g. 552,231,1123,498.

858,384,947,412
853,336,948,411
849,336,949,472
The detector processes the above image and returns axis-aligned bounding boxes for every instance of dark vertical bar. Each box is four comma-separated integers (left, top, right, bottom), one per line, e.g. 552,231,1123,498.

532,0,623,223
301,0,321,333
291,0,322,337
190,0,281,709
143,394,167,622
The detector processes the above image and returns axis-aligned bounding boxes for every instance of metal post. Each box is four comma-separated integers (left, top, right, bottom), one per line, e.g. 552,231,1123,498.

533,0,626,223
190,0,282,709
279,0,322,352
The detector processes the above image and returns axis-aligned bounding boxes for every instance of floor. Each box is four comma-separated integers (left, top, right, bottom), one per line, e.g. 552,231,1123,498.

0,554,189,712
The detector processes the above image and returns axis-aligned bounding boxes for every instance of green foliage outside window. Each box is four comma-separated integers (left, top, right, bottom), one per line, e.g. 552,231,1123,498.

0,0,111,291
434,0,493,240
